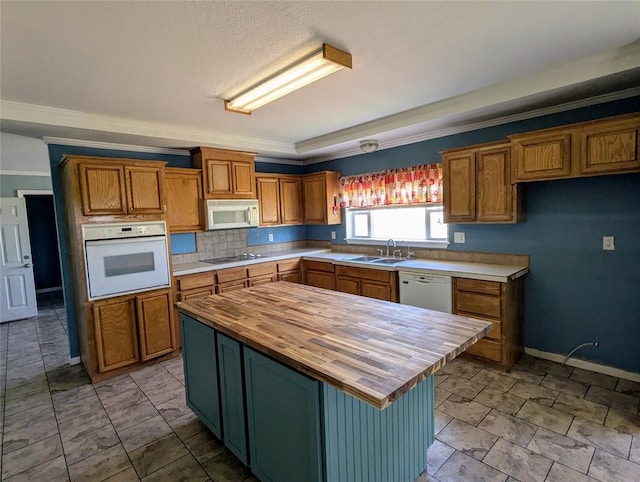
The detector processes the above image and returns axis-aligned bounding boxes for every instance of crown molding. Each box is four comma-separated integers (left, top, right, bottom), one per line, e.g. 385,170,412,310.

2,100,296,155
255,156,304,166
42,137,192,156
302,86,640,165
0,170,52,177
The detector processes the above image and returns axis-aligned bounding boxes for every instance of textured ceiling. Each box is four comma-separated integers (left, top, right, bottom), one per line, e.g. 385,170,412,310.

1,1,640,161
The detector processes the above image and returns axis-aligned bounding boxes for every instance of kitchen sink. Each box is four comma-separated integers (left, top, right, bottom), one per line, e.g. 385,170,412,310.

369,258,405,265
342,256,383,262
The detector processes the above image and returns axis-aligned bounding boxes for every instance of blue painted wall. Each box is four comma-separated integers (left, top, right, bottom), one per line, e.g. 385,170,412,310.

0,174,52,195
305,97,640,372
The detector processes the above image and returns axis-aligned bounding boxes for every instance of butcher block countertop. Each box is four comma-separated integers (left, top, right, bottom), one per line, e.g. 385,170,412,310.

176,282,493,409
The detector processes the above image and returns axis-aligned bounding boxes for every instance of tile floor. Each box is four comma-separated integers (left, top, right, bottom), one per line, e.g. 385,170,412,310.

1,292,640,481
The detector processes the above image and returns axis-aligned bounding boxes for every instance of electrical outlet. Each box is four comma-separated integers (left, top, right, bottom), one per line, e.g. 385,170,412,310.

268,233,274,242
331,231,336,240
453,232,465,243
603,235,615,251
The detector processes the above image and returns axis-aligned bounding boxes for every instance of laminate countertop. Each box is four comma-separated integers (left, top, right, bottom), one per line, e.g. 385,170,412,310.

173,249,528,283
176,282,493,409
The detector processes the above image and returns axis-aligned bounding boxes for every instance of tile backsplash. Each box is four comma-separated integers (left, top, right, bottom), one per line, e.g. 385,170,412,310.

171,229,310,264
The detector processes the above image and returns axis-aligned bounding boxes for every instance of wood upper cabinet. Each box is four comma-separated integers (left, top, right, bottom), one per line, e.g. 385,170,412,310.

443,142,521,224
578,115,640,175
136,289,175,361
92,296,139,372
165,168,203,232
256,174,303,226
510,127,572,181
191,147,256,199
302,171,341,225
73,157,166,216
510,113,640,182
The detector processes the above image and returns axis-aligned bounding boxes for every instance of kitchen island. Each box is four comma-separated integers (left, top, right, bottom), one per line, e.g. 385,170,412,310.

176,282,493,482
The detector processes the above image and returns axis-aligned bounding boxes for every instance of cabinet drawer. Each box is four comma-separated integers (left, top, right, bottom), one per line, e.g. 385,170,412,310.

456,278,502,296
465,338,502,362
178,287,215,301
176,272,215,291
335,265,391,283
217,267,248,283
455,291,501,318
458,313,502,340
304,260,334,273
277,258,301,272
247,262,276,278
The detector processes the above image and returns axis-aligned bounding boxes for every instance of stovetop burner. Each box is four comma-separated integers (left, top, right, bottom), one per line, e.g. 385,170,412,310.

201,253,268,265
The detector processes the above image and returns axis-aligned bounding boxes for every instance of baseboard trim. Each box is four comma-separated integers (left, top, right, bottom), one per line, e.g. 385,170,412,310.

68,356,81,366
525,347,640,383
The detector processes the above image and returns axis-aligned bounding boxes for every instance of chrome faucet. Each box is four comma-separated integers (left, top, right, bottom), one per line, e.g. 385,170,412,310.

402,240,415,260
385,238,396,257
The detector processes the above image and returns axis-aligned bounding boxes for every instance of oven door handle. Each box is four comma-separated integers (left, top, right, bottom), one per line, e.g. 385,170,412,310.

85,235,167,246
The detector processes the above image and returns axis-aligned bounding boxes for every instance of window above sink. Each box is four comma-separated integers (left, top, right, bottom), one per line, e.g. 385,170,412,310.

344,205,448,249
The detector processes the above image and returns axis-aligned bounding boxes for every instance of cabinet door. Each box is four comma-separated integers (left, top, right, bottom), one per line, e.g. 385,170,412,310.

279,177,302,224
443,150,476,223
278,270,301,283
180,314,222,437
217,334,248,464
579,117,640,175
204,159,233,198
305,270,335,290
256,177,281,226
136,289,175,361
244,348,322,482
165,168,203,232
92,297,139,372
361,279,393,301
232,161,256,198
477,146,513,222
124,165,164,214
511,131,572,181
78,163,127,215
303,174,327,224
336,276,360,295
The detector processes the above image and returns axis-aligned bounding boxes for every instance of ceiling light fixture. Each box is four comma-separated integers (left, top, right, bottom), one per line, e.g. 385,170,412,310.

360,139,379,154
224,43,352,115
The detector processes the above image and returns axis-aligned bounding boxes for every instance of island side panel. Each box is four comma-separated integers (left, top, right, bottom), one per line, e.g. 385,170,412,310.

323,377,434,482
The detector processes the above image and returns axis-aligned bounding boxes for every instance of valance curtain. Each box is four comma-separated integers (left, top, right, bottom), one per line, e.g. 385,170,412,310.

339,163,443,208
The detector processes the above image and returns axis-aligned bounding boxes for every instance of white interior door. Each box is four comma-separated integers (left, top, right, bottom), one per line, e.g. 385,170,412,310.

1,197,38,322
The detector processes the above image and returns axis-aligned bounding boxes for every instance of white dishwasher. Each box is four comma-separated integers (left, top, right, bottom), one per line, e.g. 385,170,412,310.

399,271,452,313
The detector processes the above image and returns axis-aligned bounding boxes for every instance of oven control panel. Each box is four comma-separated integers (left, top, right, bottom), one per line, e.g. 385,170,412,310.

82,221,167,241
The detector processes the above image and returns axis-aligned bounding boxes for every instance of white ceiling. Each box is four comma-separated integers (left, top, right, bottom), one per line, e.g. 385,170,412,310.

1,1,640,162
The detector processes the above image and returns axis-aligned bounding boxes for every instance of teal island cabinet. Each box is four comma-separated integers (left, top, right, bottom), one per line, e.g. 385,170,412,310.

177,282,492,482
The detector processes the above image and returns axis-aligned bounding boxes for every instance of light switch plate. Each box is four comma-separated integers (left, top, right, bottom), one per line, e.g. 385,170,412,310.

453,232,465,243
331,231,336,240
603,235,615,251
268,233,274,242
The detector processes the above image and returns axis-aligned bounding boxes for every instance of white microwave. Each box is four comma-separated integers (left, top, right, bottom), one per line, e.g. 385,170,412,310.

205,199,259,230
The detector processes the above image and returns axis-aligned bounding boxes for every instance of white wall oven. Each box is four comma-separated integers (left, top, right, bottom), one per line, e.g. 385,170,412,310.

82,221,170,300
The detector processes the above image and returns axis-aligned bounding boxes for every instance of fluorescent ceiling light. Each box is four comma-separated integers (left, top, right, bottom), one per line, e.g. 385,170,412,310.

225,44,352,115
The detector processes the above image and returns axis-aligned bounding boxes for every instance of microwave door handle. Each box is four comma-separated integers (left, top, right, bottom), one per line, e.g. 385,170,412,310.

246,208,252,223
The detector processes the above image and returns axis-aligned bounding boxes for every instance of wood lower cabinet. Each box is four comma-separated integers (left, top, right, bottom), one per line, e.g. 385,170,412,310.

70,157,166,216
303,260,336,290
510,112,640,182
302,171,341,225
277,258,301,283
247,262,277,286
92,288,175,373
335,265,398,302
165,167,203,232
191,147,256,199
443,142,522,224
454,277,524,370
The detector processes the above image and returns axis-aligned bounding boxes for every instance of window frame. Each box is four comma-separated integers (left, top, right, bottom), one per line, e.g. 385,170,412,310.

344,204,448,249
